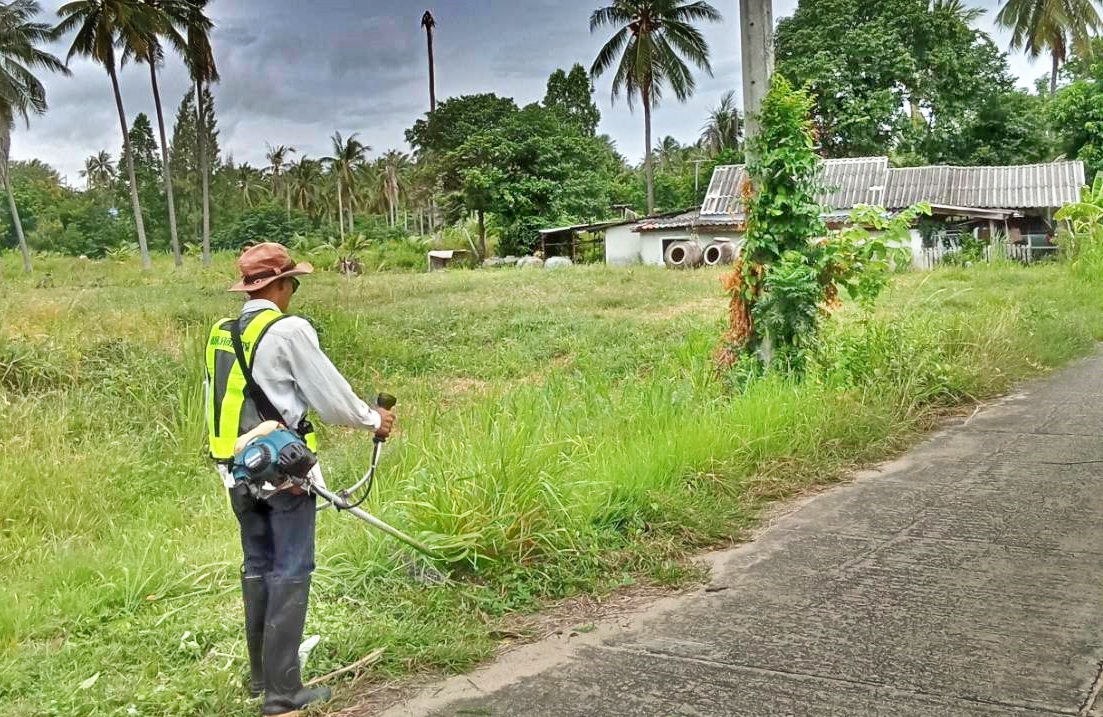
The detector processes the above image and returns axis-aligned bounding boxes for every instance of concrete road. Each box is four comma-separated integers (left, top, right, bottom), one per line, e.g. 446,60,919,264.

379,353,1103,717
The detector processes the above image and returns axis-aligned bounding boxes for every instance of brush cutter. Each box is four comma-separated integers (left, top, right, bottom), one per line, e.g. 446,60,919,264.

232,394,436,557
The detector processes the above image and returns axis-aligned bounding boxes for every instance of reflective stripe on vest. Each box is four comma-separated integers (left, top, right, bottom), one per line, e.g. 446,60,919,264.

205,309,317,460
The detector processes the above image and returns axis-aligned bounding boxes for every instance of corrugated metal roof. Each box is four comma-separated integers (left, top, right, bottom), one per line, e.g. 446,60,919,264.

700,165,749,216
883,161,1085,209
649,158,1086,233
700,158,892,218
820,157,890,208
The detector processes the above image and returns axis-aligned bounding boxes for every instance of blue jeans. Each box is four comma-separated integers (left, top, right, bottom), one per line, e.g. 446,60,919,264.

230,483,317,580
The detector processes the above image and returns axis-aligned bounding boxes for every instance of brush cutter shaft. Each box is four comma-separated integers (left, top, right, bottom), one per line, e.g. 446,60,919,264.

342,442,383,498
310,482,435,557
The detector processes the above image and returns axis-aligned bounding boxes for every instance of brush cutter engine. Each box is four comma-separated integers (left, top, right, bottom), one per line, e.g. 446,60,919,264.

229,395,436,557
233,428,317,489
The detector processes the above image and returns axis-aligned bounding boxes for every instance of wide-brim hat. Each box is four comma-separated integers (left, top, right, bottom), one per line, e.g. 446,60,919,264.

229,242,314,293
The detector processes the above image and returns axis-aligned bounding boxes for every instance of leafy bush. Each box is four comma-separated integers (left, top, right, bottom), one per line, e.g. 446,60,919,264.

718,76,926,375
210,204,316,251
1056,176,1103,274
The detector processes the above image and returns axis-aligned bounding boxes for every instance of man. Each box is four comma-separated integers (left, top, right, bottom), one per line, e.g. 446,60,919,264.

205,242,395,716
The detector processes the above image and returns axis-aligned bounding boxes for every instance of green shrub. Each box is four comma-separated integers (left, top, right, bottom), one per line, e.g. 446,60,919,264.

210,204,317,251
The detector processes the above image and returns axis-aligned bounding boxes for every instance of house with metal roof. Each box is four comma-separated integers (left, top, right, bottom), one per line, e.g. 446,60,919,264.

615,157,1086,267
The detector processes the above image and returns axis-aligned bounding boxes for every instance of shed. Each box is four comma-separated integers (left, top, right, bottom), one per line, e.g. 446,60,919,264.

537,220,640,264
631,157,1086,267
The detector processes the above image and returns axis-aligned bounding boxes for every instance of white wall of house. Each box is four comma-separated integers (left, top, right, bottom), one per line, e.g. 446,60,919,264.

636,229,744,267
604,225,642,266
639,231,692,266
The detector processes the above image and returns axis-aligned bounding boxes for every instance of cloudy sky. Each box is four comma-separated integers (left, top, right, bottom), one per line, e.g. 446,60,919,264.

23,0,1046,184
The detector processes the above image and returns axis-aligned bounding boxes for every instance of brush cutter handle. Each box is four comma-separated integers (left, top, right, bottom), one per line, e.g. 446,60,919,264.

374,393,397,444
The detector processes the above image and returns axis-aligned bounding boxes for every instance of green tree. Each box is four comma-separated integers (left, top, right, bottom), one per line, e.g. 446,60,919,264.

123,0,187,266
543,64,601,136
589,0,722,215
57,0,161,269
448,104,617,256
180,0,217,265
375,149,410,228
1051,39,1103,180
996,0,1102,95
324,132,369,240
119,112,167,248
0,0,69,274
232,163,268,208
287,156,323,217
700,90,742,156
167,85,218,249
80,150,115,190
265,143,295,216
406,93,519,158
777,0,1046,164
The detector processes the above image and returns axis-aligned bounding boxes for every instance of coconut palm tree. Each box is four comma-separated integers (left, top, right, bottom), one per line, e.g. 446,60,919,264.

376,150,410,227
0,0,69,275
124,0,187,267
234,163,268,208
590,0,722,215
653,135,687,171
57,0,160,270
324,131,369,240
180,0,216,264
421,10,437,112
266,143,296,216
996,0,1102,94
80,149,116,189
700,90,741,156
288,156,322,216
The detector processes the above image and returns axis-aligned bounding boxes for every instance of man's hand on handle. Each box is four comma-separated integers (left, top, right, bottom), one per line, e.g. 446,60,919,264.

374,407,396,440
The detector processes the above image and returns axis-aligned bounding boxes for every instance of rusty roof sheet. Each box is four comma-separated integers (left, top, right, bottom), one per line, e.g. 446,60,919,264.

634,210,702,231
883,161,1085,209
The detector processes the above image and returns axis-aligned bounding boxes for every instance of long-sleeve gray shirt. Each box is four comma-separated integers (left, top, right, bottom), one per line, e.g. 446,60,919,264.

215,298,381,488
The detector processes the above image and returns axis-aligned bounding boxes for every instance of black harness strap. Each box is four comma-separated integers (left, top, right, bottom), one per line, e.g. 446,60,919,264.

230,315,287,427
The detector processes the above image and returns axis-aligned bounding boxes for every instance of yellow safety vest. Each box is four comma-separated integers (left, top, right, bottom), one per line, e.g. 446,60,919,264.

205,309,318,460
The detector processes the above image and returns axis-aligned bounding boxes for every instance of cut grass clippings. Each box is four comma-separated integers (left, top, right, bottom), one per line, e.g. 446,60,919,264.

1,254,1102,716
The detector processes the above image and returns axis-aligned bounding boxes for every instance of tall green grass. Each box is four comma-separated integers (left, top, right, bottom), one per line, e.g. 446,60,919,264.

2,254,1103,716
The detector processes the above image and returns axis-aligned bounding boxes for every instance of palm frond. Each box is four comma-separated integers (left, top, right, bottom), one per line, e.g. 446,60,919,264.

591,26,630,79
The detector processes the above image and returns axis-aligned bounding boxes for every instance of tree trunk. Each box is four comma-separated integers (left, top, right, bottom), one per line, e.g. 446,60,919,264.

1050,51,1059,96
151,62,182,267
427,25,437,112
2,161,30,274
477,207,487,259
643,83,655,216
337,178,345,240
111,63,151,270
196,81,212,266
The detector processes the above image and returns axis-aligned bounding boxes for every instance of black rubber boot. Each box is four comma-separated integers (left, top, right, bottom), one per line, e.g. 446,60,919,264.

261,576,331,716
241,574,268,698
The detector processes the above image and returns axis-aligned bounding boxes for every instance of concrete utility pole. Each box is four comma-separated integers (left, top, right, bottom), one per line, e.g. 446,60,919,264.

739,0,774,158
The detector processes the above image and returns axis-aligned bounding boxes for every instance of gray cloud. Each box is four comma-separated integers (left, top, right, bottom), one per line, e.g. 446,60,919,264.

16,0,1045,186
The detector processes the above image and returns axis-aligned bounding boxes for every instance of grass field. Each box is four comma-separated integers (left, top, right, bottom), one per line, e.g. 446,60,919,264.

2,254,1103,717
